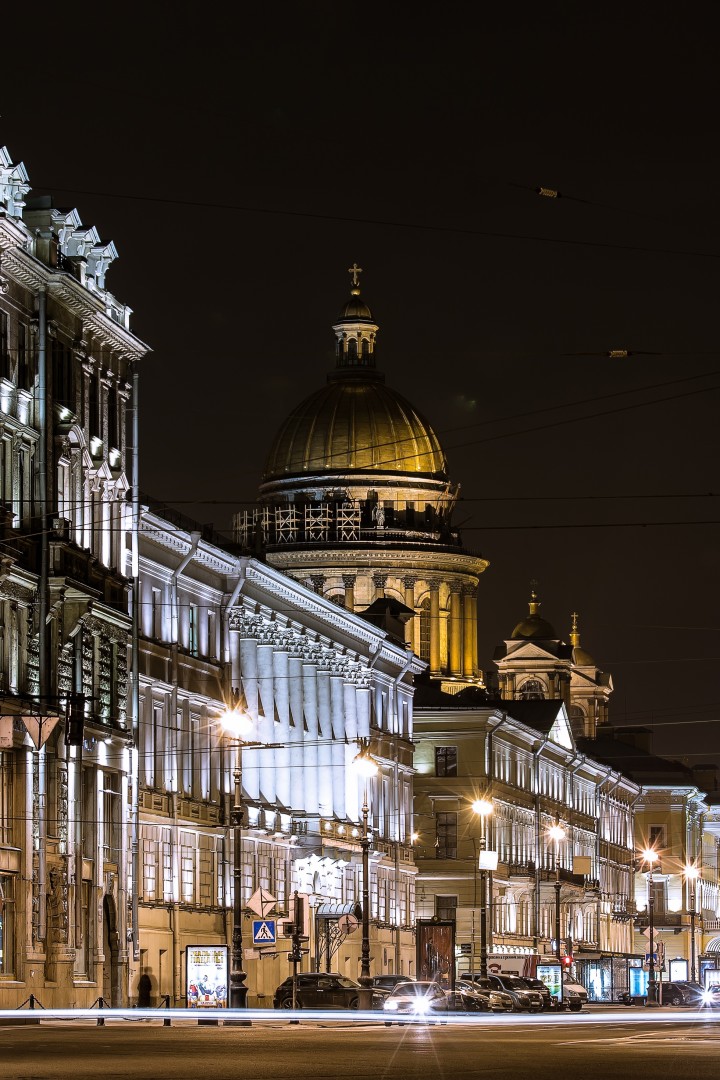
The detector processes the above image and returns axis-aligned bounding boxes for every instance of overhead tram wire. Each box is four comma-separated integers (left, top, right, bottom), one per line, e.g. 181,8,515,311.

36,183,720,265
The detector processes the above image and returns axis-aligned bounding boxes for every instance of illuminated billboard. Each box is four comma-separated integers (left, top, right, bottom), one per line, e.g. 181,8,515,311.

186,945,228,1008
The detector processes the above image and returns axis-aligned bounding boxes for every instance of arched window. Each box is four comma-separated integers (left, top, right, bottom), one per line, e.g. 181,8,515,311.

519,678,544,700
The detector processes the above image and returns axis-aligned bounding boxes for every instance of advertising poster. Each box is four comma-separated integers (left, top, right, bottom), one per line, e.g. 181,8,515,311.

416,919,455,991
186,945,228,1008
538,962,562,1001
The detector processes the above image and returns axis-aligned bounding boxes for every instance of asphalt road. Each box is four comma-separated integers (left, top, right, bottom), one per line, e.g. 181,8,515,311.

2,1010,719,1080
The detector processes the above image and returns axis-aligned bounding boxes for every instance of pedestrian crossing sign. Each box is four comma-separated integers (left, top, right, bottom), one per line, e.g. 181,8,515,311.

252,919,277,946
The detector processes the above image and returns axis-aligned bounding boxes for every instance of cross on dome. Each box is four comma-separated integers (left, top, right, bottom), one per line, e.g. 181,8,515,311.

347,262,363,293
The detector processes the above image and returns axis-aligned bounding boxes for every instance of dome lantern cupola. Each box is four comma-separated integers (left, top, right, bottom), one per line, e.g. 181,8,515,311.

511,581,557,640
331,263,379,374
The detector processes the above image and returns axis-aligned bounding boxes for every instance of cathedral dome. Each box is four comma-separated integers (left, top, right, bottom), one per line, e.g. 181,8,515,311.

511,613,557,639
262,268,447,481
262,379,447,479
511,586,556,639
339,295,374,321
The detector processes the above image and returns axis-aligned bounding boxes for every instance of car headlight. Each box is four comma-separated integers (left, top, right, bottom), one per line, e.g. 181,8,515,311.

384,1000,399,1011
702,991,714,1003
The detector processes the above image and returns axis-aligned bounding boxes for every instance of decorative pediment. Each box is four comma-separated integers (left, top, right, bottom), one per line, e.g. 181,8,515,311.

502,639,562,663
548,705,575,750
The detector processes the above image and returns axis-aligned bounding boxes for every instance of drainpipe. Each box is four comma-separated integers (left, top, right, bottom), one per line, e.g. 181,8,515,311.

392,648,415,973
486,711,510,955
37,288,49,944
532,733,549,951
223,557,248,698
130,365,141,964
169,531,200,1003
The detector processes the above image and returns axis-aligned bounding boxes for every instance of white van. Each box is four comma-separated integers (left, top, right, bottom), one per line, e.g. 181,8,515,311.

562,972,588,1004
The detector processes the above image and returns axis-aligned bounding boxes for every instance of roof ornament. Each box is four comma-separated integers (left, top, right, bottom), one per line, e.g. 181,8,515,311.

529,579,540,615
570,611,580,647
347,262,363,295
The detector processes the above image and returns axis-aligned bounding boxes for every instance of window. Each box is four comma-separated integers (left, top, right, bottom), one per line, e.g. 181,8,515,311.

107,386,118,448
51,338,75,410
189,604,199,657
435,746,457,777
0,874,15,975
435,894,457,922
102,772,121,866
17,322,30,388
648,825,666,852
519,679,545,700
151,587,162,640
435,812,457,859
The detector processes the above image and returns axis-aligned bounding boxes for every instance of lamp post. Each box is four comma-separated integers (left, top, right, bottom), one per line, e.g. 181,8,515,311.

221,705,254,1009
548,823,565,963
642,847,660,1006
353,740,378,1000
685,864,699,985
472,798,496,978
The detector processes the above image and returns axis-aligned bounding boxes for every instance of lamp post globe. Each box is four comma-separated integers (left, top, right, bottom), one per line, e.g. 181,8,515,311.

642,848,660,1007
472,798,495,978
685,864,699,985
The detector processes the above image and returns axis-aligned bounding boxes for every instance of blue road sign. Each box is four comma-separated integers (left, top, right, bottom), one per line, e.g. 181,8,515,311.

252,919,277,946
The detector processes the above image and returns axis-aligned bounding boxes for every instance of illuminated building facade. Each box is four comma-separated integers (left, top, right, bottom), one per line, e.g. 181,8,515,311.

0,147,143,1007
131,504,422,1004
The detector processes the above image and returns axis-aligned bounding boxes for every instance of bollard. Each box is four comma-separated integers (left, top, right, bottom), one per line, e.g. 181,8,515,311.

97,996,105,1026
163,994,171,1026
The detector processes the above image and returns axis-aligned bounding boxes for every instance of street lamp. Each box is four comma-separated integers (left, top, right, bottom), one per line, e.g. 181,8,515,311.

472,798,497,978
641,847,660,1006
220,704,254,1009
685,864,699,985
352,739,378,998
548,823,565,963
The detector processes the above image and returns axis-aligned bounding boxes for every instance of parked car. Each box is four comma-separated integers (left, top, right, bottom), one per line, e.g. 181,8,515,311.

456,977,514,1013
486,974,544,1012
660,981,704,1006
383,981,449,1024
371,975,416,992
461,975,518,1013
447,981,492,1012
517,977,557,1011
273,973,385,1010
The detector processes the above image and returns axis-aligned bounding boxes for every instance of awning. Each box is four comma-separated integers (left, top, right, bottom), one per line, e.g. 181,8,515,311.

315,901,362,920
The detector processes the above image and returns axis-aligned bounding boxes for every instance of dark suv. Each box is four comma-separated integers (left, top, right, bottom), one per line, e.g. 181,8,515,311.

487,974,544,1012
273,973,384,1009
518,976,556,1010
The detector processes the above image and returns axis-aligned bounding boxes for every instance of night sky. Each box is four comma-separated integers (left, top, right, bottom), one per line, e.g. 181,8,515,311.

3,5,719,767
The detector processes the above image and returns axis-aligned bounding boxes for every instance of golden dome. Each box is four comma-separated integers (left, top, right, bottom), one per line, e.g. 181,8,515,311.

262,376,447,479
511,584,556,639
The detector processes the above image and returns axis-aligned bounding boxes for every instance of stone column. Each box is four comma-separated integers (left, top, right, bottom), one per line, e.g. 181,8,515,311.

463,585,476,678
342,574,356,612
373,573,388,600
403,577,416,651
449,584,463,676
429,581,441,676
310,574,325,596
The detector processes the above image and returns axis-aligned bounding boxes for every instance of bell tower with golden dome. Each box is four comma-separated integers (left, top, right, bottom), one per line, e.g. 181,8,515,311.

234,269,489,688
493,584,613,737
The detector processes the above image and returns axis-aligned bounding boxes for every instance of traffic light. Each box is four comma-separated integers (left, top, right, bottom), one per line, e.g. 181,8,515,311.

64,692,85,747
562,955,573,969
